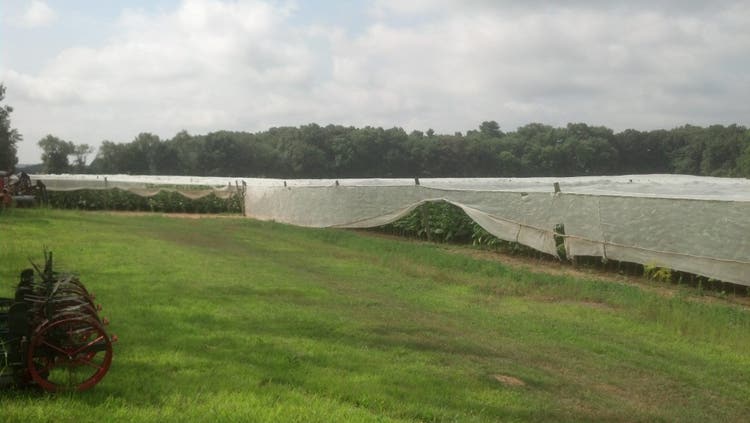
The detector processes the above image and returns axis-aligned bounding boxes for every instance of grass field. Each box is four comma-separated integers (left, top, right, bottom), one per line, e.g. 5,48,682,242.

1,209,749,422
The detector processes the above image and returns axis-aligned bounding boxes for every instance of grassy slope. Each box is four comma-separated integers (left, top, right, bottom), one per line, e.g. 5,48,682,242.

0,209,749,422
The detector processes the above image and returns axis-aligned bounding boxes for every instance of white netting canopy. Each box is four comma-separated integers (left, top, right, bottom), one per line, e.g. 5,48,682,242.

242,175,750,286
31,174,243,199
32,174,750,286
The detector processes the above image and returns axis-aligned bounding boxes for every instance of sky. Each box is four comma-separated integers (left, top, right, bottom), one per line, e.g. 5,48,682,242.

1,0,749,164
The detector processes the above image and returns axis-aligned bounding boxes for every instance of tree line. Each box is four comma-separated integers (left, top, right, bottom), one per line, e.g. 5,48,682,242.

3,83,749,178
66,122,750,178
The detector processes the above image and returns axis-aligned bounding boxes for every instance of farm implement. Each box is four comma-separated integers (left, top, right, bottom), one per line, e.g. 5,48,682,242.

0,252,115,392
0,171,47,208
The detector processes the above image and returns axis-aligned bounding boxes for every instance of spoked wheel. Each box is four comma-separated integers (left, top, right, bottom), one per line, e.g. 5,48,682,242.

27,317,113,392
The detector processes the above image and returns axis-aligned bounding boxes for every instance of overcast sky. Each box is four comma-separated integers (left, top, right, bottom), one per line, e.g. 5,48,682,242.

2,0,749,164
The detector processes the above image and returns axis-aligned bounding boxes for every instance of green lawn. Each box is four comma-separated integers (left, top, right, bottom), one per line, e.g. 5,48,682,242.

1,209,749,422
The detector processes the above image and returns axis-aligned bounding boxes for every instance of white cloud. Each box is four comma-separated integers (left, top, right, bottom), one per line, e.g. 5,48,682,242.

5,0,321,155
20,0,57,27
2,0,749,163
327,4,750,131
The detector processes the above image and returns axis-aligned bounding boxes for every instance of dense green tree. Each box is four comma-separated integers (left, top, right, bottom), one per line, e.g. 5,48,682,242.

38,135,75,173
479,120,502,138
497,150,523,176
199,131,255,176
89,141,118,173
273,126,329,177
737,140,750,178
613,129,670,174
555,123,618,175
0,84,21,171
72,143,94,172
699,125,746,176
82,122,750,179
127,133,162,174
668,125,705,174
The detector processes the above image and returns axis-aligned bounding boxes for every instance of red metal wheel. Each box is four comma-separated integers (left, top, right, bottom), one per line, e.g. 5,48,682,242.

27,317,113,392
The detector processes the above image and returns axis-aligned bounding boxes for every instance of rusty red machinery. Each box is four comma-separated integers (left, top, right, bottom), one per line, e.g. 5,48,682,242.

0,252,116,392
0,171,47,207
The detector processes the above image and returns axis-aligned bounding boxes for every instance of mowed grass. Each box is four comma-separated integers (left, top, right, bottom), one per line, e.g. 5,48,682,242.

1,209,749,422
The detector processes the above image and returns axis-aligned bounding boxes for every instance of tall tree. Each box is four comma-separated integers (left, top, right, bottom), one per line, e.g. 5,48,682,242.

128,132,162,174
479,120,502,138
73,143,94,172
89,141,118,173
38,135,75,173
0,84,22,171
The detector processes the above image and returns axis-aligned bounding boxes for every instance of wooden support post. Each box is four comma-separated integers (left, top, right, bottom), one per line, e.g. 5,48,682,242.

420,203,431,242
235,180,246,216
104,177,109,210
242,180,247,216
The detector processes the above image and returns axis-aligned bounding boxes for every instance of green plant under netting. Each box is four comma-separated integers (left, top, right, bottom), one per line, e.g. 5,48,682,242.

46,189,242,214
644,263,674,283
379,201,546,257
380,201,474,243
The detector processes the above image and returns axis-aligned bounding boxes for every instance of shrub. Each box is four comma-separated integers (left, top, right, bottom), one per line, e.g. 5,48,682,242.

644,263,673,283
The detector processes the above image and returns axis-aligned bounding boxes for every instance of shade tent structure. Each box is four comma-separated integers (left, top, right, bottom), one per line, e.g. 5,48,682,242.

31,174,750,286
31,174,242,199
